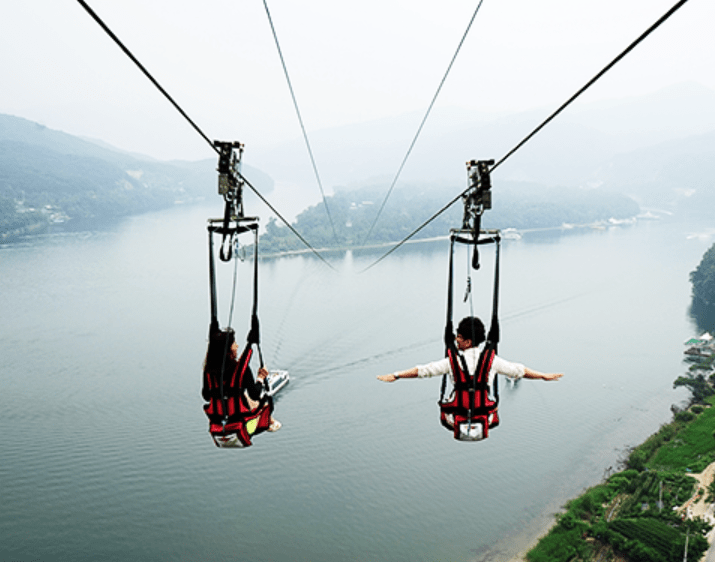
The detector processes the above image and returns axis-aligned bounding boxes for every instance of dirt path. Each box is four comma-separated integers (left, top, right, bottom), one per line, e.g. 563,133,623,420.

678,460,715,562
681,461,715,522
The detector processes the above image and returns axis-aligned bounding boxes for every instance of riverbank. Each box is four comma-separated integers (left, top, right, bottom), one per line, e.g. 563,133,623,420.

257,217,644,260
502,462,715,562
502,517,561,562
505,397,715,562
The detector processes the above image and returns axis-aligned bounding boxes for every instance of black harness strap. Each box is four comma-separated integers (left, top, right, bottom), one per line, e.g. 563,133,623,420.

247,224,264,369
208,227,219,336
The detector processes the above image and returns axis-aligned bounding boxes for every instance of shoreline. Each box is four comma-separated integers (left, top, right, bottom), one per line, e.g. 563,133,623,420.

258,217,645,260
500,459,715,562
506,525,554,562
502,517,560,562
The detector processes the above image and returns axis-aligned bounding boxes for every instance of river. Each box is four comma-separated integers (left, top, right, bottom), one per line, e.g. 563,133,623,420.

0,204,712,562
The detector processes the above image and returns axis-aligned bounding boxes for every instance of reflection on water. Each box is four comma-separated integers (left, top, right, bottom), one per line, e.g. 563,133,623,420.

0,206,710,562
690,300,715,334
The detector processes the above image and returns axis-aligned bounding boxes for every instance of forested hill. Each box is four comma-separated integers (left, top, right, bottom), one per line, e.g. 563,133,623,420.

691,243,715,308
0,114,273,241
259,181,641,252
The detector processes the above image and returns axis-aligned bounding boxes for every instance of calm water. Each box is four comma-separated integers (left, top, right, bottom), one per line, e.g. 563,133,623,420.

0,204,712,562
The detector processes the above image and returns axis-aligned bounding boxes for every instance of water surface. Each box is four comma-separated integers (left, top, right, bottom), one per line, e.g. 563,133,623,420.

0,205,711,561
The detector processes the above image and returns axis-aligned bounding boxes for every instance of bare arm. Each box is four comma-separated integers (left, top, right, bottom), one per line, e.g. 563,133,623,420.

377,367,418,382
378,364,562,382
523,367,563,381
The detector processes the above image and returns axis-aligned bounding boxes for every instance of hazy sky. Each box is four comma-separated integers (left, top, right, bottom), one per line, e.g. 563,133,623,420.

2,0,713,161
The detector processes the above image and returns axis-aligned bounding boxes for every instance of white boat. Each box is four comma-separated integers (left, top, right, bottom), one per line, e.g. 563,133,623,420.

265,370,290,396
502,228,522,240
608,217,636,226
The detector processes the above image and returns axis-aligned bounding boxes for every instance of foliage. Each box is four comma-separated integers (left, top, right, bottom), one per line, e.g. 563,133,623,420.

526,483,615,562
674,410,697,423
626,421,680,471
674,373,715,404
605,518,707,562
649,395,715,471
615,470,696,518
0,140,180,229
691,242,715,306
529,398,715,562
526,517,592,562
258,182,640,252
0,115,258,240
565,484,615,521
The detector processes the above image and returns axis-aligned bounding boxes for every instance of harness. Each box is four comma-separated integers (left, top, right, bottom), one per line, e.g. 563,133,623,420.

438,159,502,441
201,141,272,448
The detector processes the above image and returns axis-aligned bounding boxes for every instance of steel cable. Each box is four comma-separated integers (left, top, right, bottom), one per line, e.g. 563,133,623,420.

262,0,340,245
362,0,487,246
74,0,334,268
362,0,692,272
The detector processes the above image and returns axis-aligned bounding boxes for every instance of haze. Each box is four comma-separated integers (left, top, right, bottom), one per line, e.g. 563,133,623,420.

2,0,713,167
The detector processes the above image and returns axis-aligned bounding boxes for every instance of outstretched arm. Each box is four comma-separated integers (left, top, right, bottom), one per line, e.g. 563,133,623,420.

523,367,563,381
377,367,419,382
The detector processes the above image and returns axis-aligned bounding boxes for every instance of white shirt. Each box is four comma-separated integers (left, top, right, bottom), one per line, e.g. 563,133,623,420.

416,343,525,386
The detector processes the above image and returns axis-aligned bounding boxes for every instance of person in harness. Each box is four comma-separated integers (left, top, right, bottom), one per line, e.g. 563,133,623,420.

203,328,281,448
377,316,562,436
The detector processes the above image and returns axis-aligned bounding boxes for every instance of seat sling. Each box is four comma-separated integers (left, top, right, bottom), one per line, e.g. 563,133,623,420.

202,223,273,448
438,230,501,441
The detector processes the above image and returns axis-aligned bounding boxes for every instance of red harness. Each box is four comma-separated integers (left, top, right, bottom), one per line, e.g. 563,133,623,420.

202,344,273,447
439,344,499,440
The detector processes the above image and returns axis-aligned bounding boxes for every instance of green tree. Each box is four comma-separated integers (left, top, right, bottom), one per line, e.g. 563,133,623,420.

691,243,715,306
674,373,715,404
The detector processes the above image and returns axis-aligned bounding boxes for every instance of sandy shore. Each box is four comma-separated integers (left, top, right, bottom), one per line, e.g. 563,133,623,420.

467,513,560,562
502,518,556,562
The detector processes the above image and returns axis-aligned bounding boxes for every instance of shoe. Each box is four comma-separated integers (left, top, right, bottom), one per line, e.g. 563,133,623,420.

268,420,282,432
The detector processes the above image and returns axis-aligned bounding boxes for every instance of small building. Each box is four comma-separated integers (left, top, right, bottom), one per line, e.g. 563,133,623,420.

684,333,715,360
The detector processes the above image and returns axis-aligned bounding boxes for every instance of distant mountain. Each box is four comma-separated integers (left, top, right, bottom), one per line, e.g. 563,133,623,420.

0,114,274,240
249,82,715,213
594,130,715,216
4,81,713,243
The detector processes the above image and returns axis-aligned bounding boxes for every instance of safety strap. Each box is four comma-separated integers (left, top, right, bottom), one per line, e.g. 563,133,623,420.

207,223,260,336
207,222,263,421
440,230,501,410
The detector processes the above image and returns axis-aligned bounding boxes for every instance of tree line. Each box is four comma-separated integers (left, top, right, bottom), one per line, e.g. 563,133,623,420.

259,181,641,252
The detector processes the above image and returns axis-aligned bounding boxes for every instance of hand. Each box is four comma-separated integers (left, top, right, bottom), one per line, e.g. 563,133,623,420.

258,367,269,380
377,373,398,383
542,373,563,381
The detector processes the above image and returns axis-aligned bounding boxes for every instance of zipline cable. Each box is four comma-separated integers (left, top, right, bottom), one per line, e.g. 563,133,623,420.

491,0,691,173
241,174,337,271
74,0,334,268
75,0,217,155
362,0,487,246
262,0,339,246
362,0,692,272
